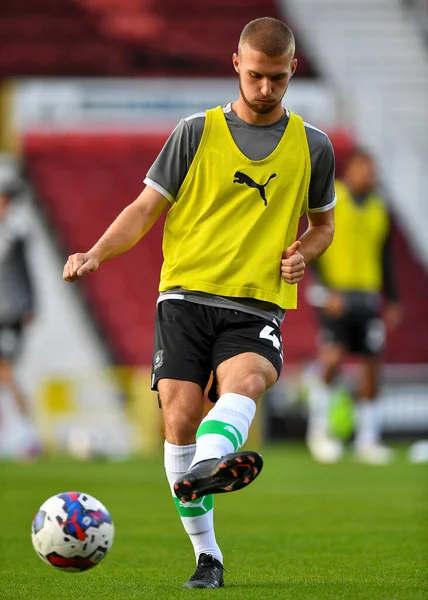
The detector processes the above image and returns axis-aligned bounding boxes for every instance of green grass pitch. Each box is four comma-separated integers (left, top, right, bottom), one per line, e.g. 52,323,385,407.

0,445,426,599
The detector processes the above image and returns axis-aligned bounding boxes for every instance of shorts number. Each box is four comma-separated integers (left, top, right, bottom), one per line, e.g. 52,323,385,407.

259,325,281,350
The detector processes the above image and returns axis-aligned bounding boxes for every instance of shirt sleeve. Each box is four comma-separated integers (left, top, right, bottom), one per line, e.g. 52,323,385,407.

382,227,400,302
15,236,36,314
307,135,336,212
144,116,204,203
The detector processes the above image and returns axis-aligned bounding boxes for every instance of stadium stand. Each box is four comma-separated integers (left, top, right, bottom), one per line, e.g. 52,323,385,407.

23,131,428,366
0,0,316,77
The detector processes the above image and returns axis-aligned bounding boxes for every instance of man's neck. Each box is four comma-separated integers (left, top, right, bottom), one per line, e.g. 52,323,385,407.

344,183,373,207
231,98,285,126
344,180,371,200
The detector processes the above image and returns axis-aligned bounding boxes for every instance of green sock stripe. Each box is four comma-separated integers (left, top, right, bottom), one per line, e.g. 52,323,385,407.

173,495,214,517
196,419,243,452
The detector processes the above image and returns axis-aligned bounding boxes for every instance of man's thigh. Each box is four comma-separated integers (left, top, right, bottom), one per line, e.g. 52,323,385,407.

318,311,351,350
215,351,278,402
151,300,214,393
208,310,283,401
212,311,283,376
352,311,386,356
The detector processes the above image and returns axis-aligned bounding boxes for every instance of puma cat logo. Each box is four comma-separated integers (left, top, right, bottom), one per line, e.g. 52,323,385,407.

233,171,277,206
179,498,209,513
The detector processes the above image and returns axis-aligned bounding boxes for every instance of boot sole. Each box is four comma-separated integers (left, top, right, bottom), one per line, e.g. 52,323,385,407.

174,451,263,502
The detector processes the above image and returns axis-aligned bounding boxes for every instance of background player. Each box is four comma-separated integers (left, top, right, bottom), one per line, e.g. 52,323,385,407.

0,182,39,458
64,17,335,589
306,148,402,465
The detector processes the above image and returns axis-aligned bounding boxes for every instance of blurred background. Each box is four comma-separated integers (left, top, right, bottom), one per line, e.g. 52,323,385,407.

0,0,427,461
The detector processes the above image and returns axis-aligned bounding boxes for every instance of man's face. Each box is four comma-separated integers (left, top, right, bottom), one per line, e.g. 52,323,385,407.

345,156,376,195
233,45,297,115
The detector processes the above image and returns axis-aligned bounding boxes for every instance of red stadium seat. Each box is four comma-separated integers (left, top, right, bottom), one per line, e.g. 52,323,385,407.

0,0,316,77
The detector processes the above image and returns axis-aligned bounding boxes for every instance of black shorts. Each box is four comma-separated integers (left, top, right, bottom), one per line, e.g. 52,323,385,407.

318,304,385,356
0,321,23,361
151,299,283,400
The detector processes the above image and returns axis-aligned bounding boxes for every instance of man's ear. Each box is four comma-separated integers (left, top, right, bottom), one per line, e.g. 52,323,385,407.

290,58,298,78
232,52,240,73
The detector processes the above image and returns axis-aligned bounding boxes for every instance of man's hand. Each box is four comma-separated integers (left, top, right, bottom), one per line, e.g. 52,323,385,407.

383,301,402,331
281,241,305,284
324,291,347,318
63,252,100,283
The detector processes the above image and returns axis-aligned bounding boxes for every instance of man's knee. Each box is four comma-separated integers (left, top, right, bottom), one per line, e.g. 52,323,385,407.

319,344,344,382
239,371,270,400
218,355,277,401
163,409,201,444
158,379,205,444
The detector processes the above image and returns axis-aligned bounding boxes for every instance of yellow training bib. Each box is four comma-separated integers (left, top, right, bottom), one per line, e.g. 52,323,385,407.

159,106,311,309
317,180,389,292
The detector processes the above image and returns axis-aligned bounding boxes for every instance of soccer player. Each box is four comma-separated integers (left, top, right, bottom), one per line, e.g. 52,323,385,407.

64,17,336,588
306,148,402,465
0,182,38,456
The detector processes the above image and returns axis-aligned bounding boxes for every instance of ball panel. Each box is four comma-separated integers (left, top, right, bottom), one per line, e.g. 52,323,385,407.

45,551,99,572
32,510,46,534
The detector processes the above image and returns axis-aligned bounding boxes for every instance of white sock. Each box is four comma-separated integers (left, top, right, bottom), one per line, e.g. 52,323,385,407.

306,371,333,439
164,440,222,564
355,401,380,448
190,392,256,467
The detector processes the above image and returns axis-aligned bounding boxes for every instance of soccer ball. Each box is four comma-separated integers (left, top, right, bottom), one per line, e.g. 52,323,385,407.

31,492,114,572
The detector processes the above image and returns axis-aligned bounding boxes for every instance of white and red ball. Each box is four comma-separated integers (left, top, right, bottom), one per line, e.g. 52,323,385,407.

31,492,114,572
